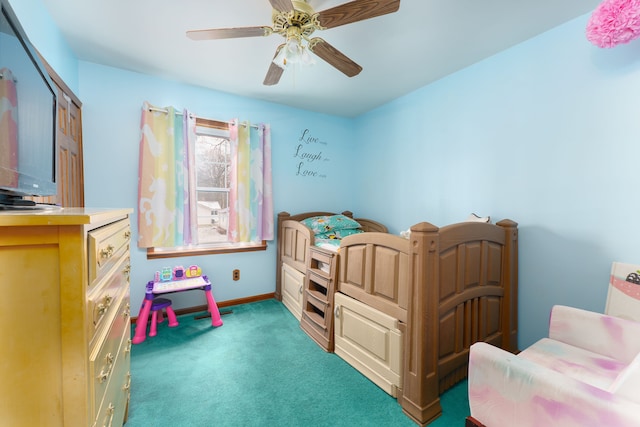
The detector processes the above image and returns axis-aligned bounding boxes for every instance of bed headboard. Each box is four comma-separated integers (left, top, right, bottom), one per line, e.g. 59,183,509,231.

355,218,388,233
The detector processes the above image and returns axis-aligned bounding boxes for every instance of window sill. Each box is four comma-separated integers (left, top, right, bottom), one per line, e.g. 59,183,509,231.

146,241,267,259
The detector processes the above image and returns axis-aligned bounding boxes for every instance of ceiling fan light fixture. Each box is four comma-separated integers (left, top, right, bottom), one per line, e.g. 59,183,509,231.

300,46,316,66
272,36,315,69
285,37,302,58
273,46,288,69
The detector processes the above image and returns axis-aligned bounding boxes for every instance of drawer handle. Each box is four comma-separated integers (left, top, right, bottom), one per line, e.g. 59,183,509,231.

97,368,110,383
125,339,132,356
298,285,303,295
100,244,115,259
105,352,114,365
123,372,132,392
124,230,131,240
122,304,130,319
103,403,115,427
335,306,340,319
123,264,131,281
97,295,113,316
97,303,107,316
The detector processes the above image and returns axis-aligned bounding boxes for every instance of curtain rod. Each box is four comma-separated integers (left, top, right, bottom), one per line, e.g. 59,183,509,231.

147,106,259,129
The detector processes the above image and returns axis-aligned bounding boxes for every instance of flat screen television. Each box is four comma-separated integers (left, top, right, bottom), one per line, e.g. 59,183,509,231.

0,0,57,208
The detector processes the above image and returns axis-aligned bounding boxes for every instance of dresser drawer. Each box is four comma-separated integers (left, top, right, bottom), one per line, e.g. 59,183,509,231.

92,332,131,427
90,293,131,422
88,255,130,344
88,219,131,286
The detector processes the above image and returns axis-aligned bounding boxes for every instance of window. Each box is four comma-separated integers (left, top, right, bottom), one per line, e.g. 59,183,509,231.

194,120,231,244
146,118,267,259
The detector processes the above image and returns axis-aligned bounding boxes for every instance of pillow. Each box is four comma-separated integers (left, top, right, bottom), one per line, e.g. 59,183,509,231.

315,228,364,240
301,214,362,234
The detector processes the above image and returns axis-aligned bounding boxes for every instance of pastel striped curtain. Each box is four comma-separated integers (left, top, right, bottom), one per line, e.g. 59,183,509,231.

137,102,197,248
227,120,274,243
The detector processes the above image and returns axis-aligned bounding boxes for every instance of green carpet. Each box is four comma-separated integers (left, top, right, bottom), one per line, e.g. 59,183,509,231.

127,299,469,426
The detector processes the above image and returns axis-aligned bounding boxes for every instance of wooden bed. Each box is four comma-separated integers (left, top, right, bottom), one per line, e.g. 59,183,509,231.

334,219,518,426
275,210,388,321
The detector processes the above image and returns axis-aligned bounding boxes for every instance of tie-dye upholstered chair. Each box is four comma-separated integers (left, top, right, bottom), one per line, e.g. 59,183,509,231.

466,262,640,427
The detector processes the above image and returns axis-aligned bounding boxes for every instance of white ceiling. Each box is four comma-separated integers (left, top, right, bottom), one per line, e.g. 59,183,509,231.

41,0,601,117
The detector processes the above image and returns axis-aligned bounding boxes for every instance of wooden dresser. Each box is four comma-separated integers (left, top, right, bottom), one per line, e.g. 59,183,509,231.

0,208,133,426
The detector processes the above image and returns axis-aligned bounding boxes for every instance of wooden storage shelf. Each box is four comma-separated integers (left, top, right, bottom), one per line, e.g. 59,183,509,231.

300,246,337,352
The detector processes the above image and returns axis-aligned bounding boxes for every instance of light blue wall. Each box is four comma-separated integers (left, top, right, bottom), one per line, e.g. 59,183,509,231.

78,61,357,312
14,0,640,348
354,15,640,348
8,0,79,92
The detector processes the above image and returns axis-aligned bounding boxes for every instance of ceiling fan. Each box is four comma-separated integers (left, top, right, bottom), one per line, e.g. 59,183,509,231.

186,0,401,86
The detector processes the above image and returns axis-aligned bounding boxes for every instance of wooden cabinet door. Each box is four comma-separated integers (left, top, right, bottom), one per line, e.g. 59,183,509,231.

56,88,84,207
30,54,84,207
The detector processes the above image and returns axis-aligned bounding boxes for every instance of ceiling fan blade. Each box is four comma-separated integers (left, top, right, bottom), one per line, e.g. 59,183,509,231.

308,38,362,77
269,0,295,13
186,26,271,41
316,0,400,29
264,45,285,86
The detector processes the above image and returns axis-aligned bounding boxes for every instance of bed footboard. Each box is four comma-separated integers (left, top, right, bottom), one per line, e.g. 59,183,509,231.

400,219,518,426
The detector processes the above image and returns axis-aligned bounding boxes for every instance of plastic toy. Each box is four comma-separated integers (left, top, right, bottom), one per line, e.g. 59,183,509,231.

186,265,202,278
159,267,172,282
173,265,185,280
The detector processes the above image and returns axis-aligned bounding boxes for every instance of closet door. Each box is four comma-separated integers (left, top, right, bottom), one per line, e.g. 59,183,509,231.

32,54,85,207
55,85,84,207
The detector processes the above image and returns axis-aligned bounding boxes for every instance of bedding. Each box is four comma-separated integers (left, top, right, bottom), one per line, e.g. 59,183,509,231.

301,214,366,270
300,214,362,234
314,227,364,252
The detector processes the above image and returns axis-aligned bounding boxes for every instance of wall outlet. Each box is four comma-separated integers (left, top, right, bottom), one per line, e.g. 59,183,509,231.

233,269,240,281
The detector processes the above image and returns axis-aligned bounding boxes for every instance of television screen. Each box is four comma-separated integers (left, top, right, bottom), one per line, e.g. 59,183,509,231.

0,0,57,207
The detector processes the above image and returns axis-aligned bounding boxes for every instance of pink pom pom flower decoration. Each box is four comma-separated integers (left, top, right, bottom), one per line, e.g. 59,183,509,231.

586,0,640,48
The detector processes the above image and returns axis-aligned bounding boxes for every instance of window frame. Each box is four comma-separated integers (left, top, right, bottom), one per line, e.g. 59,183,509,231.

145,117,266,259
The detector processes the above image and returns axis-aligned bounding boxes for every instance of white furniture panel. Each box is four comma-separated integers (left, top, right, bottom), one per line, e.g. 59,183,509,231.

282,262,305,320
334,292,403,397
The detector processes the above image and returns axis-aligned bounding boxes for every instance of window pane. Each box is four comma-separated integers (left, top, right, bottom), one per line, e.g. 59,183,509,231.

196,191,228,243
195,134,230,244
196,135,228,188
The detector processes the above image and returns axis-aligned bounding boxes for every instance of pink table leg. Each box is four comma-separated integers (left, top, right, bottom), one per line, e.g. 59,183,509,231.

205,289,223,327
132,299,153,344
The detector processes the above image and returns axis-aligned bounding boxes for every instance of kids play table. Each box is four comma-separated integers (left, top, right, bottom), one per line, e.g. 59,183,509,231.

132,274,223,344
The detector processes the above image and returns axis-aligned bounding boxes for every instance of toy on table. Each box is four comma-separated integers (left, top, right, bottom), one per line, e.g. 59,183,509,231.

132,265,223,344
